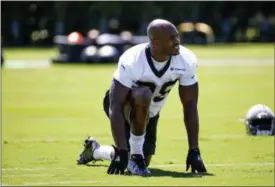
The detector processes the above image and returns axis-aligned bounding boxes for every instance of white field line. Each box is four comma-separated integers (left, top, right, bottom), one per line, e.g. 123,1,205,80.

4,60,51,69
4,58,274,69
2,162,273,185
2,137,110,144
23,180,111,185
198,58,274,66
2,132,248,145
2,167,66,171
1,131,258,145
153,162,274,168
162,115,246,120
2,162,274,173
172,134,247,140
2,173,71,178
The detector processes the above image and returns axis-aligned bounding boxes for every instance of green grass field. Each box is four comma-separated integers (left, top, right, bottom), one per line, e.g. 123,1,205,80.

1,44,274,186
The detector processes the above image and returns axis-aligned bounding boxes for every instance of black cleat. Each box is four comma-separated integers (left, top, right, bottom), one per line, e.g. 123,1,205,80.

77,136,101,165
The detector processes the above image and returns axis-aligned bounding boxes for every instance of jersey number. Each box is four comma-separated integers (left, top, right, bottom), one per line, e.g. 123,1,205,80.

136,79,178,102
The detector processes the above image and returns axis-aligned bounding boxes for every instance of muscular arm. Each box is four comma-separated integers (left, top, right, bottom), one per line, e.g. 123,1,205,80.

178,82,199,150
109,79,131,150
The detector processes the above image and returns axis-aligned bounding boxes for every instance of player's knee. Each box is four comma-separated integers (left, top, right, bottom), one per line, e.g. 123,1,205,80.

131,87,152,106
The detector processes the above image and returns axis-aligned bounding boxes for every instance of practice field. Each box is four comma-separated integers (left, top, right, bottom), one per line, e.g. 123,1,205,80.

1,44,274,186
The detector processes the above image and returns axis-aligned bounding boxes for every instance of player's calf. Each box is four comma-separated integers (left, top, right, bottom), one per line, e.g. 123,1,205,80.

128,87,152,156
127,87,153,175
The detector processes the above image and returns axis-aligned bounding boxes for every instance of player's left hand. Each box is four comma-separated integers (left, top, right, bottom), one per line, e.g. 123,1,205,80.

186,148,207,173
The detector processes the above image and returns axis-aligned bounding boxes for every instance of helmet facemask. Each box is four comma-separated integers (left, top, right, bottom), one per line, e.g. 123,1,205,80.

246,117,274,136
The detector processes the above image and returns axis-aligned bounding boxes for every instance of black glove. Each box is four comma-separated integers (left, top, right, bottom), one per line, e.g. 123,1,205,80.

107,149,129,175
186,148,207,173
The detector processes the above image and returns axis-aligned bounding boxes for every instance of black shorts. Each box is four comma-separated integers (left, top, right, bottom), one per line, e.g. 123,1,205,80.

103,90,159,157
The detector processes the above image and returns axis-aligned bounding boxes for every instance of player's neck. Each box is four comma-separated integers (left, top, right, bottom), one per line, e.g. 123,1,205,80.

150,48,169,62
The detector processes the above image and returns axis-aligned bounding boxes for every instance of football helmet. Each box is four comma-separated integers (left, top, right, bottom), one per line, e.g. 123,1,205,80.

245,104,274,136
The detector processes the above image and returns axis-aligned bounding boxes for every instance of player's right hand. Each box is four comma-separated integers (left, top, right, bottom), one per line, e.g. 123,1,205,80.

107,149,129,175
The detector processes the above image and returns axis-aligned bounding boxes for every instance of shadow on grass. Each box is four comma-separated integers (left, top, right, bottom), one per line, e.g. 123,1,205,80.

78,164,215,178
86,163,108,168
77,162,108,168
148,168,215,178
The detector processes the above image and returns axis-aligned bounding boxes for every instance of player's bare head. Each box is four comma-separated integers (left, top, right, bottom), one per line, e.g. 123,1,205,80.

147,19,175,40
147,19,180,56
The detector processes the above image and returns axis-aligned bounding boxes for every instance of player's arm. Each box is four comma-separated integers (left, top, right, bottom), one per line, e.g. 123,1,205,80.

109,58,136,150
108,80,130,175
178,59,207,173
107,59,137,175
178,82,199,149
178,50,200,149
109,79,130,150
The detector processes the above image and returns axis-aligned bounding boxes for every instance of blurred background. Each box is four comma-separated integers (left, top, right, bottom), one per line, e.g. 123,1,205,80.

2,1,275,45
1,1,274,63
1,1,275,64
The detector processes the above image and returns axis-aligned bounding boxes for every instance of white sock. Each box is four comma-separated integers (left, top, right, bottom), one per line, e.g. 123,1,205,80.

93,145,115,161
129,132,145,157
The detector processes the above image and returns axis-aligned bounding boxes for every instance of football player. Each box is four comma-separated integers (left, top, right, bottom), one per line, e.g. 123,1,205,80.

77,19,207,176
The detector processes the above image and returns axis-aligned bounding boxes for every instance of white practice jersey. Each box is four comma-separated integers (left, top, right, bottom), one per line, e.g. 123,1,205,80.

113,43,198,117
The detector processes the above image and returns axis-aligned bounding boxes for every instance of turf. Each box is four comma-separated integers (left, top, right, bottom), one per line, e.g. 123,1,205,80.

1,44,275,186
2,43,274,60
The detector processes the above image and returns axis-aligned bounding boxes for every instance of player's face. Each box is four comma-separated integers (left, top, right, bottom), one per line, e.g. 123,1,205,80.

159,27,180,56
